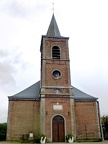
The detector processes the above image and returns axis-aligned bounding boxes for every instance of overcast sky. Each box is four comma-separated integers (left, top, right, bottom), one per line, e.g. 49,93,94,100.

0,0,108,122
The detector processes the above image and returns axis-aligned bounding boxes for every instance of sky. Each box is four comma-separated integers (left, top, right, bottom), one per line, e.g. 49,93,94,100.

0,0,108,123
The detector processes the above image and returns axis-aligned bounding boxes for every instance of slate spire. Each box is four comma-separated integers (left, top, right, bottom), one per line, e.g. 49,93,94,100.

46,14,61,36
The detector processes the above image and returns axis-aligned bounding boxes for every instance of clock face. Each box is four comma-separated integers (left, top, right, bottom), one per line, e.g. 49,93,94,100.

52,70,61,79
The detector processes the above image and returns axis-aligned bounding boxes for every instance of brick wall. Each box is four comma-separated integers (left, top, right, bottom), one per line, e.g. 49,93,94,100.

40,37,74,142
7,100,40,140
45,98,73,140
42,38,69,60
74,101,101,139
41,37,71,88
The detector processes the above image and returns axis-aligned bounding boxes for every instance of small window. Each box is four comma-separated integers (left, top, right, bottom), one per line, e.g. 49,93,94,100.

53,89,62,94
52,46,60,59
52,70,61,79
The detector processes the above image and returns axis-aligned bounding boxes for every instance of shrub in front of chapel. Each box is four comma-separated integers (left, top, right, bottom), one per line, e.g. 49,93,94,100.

0,123,7,141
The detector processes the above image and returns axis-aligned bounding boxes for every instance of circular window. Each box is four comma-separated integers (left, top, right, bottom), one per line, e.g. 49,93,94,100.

52,70,61,79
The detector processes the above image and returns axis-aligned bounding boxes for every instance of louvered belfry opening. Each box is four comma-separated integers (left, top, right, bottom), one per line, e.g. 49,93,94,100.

52,46,60,59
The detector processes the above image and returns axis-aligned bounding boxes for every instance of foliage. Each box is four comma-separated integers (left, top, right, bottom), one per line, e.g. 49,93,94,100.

33,134,41,143
101,115,108,139
66,133,74,141
76,138,101,142
0,123,7,141
34,137,40,143
40,134,46,141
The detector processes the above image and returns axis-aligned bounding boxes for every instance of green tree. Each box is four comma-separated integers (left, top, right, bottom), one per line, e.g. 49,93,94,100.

0,123,7,141
101,116,108,139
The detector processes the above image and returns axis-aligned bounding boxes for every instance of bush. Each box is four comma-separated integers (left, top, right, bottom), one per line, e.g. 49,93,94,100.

0,123,7,141
66,133,74,142
101,115,108,139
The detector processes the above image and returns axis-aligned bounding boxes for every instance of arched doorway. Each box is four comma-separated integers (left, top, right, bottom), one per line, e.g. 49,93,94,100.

52,115,65,142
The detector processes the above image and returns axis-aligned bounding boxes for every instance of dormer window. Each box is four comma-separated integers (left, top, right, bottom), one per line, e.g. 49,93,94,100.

52,46,60,59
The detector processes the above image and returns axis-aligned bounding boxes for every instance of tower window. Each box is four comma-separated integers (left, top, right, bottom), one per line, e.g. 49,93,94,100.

52,70,61,79
52,46,60,59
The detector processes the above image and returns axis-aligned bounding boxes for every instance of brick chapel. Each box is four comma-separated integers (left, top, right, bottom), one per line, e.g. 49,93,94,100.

7,14,103,142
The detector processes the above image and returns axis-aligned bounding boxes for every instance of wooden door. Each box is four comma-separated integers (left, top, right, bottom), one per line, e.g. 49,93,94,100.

52,115,65,142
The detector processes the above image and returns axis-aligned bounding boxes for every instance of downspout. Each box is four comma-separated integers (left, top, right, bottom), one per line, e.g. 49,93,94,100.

97,101,104,141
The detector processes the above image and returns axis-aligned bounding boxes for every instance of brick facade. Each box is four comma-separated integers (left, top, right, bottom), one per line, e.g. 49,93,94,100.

40,36,76,142
74,101,101,139
7,99,102,141
7,100,40,140
7,14,102,142
45,98,73,137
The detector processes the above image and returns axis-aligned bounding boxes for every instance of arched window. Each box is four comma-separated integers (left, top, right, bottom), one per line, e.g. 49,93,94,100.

52,46,60,59
53,89,62,94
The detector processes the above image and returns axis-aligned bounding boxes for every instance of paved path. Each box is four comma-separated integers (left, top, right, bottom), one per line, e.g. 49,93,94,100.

0,141,108,144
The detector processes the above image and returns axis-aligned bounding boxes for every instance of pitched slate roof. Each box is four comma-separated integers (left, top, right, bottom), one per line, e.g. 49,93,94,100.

8,81,40,100
46,14,61,36
8,81,97,101
73,86,98,101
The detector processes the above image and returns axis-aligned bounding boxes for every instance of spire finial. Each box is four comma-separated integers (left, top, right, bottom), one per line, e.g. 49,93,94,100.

46,11,61,36
52,2,54,14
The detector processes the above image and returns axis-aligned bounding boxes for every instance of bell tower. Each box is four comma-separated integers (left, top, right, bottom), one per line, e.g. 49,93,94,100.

40,14,75,142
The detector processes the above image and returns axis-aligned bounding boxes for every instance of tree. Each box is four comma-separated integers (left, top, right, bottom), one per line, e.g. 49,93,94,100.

101,116,108,139
0,123,7,141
